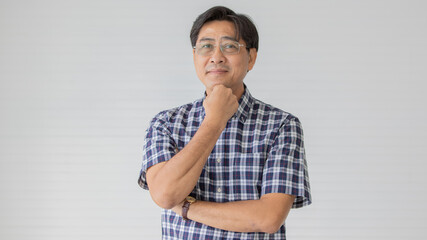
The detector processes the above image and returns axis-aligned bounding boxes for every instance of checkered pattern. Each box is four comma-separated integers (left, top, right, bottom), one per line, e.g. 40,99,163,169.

138,88,311,239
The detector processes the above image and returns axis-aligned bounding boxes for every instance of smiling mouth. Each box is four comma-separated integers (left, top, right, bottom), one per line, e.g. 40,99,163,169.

207,69,228,74
206,65,229,74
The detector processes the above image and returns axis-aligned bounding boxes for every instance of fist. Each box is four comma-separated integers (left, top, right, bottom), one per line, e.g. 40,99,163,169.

203,85,239,126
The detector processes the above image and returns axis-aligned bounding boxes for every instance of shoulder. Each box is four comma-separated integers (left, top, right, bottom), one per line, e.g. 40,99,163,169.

251,97,301,126
150,98,204,126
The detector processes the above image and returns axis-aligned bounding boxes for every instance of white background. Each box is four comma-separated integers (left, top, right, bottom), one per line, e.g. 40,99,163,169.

1,0,426,239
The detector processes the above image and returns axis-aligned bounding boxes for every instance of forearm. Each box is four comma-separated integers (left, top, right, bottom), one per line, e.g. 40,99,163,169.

188,200,267,232
147,85,239,209
173,193,295,233
147,117,225,209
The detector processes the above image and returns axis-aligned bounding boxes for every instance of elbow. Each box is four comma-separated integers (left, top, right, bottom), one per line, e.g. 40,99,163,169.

149,189,181,210
153,197,176,210
147,177,182,209
260,221,283,234
262,223,283,234
258,215,286,234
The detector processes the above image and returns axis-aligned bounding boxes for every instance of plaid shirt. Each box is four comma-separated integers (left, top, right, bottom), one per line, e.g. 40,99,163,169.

138,88,311,239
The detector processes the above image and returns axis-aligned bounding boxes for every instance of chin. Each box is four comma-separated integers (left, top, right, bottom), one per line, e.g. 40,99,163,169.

204,79,227,87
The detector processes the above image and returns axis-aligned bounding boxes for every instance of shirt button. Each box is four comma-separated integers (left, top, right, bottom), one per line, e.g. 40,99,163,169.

216,158,221,163
217,187,222,193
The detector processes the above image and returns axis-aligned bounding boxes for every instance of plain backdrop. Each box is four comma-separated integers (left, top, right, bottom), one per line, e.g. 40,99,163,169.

1,0,426,239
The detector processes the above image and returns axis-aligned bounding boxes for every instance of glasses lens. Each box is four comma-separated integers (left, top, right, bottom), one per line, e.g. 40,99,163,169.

221,41,240,54
195,40,242,56
196,42,215,56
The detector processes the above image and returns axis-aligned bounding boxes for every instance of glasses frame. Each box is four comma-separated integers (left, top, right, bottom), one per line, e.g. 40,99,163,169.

193,40,248,56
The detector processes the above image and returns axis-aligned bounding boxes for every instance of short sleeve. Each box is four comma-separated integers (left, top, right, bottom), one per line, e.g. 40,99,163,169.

261,117,312,208
138,113,177,190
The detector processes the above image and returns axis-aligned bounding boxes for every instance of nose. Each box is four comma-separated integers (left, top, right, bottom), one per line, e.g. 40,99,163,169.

209,45,225,64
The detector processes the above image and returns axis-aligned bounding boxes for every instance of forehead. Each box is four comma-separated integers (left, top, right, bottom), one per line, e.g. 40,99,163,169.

197,20,237,42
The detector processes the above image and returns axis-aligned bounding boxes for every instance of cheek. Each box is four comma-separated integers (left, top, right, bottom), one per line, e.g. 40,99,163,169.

194,62,207,80
194,58,207,70
193,61,202,72
232,59,248,74
195,63,205,75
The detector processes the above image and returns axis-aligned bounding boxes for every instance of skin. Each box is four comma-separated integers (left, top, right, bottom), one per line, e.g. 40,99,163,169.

146,20,295,233
193,20,257,99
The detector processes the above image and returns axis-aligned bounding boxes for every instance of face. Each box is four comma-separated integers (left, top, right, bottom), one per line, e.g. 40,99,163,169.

193,20,257,98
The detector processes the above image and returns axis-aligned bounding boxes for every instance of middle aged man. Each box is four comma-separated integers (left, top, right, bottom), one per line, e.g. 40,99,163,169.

138,6,311,239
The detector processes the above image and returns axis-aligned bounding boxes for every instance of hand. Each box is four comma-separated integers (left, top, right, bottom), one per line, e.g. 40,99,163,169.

203,85,239,127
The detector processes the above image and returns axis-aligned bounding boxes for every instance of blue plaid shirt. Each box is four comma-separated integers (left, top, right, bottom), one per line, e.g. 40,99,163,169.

138,88,311,239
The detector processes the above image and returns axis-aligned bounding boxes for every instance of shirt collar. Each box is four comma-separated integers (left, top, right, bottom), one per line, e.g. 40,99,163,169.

234,85,253,123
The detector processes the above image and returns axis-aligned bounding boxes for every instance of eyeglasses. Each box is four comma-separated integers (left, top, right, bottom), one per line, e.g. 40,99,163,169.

193,40,247,56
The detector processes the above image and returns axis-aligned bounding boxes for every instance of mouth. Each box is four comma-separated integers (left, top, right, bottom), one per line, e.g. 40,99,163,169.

207,70,227,74
206,68,228,74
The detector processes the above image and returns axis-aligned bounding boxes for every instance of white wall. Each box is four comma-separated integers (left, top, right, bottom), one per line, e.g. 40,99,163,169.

1,0,426,239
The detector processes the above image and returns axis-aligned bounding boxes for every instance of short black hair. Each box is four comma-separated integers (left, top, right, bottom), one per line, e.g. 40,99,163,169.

190,6,259,52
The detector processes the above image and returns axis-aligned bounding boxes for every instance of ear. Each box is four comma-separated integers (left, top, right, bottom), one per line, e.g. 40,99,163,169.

247,48,257,71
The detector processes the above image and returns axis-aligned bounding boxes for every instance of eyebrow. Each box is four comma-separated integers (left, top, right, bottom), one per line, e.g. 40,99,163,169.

199,36,238,42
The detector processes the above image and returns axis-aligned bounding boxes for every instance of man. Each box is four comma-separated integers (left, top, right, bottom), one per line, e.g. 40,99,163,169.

138,6,311,239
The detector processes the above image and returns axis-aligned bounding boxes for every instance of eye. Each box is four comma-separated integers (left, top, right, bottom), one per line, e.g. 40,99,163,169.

200,43,214,49
223,43,238,49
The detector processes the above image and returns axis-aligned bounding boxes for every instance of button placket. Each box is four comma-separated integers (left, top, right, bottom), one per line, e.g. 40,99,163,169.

215,155,223,195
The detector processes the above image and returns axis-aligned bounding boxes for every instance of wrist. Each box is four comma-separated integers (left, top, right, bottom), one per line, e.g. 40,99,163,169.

182,196,197,220
172,201,184,215
202,115,227,131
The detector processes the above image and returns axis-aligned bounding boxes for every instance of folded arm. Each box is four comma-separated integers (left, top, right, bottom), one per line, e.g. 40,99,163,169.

146,85,239,209
172,193,295,234
146,118,224,209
